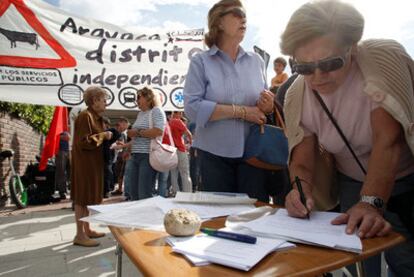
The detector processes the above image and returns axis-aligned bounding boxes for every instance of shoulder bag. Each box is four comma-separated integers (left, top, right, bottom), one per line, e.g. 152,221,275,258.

148,109,178,172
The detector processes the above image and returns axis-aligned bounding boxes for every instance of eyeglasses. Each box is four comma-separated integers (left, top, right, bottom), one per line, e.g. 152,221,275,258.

292,49,351,75
220,7,246,18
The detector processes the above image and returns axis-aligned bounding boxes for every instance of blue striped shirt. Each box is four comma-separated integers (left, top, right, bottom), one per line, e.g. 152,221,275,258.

131,107,166,154
184,45,267,158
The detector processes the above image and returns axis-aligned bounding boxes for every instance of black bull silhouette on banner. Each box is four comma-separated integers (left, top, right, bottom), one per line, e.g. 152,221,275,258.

0,27,39,49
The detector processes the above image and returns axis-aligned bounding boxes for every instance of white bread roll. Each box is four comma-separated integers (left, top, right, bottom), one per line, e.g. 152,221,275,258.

164,208,201,236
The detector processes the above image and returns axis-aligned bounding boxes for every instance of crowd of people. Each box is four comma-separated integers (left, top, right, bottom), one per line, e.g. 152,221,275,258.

64,0,414,275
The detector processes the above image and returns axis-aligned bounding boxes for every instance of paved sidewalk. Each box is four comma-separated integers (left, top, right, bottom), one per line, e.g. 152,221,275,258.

0,198,140,277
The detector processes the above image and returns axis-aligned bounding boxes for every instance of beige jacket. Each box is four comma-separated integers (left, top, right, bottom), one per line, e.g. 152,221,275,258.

285,39,414,160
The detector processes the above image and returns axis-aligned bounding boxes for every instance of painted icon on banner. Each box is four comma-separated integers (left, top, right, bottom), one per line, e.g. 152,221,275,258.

170,87,184,109
119,87,138,109
153,87,167,107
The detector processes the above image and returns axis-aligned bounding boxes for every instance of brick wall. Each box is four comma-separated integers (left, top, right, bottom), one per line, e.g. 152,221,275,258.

0,112,44,200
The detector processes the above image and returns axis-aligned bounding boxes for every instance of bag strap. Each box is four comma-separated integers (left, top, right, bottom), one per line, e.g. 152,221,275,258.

273,104,286,131
312,90,366,175
165,123,175,147
149,108,175,147
260,104,286,135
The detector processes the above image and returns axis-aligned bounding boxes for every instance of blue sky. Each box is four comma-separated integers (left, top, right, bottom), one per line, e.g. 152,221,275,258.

43,0,414,77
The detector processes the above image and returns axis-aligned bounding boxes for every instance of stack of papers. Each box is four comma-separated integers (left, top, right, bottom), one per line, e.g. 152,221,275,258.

82,196,255,230
240,209,362,253
168,232,290,271
174,191,257,204
84,196,167,230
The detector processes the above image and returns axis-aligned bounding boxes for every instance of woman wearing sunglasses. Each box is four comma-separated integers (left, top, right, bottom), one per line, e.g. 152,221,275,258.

282,0,414,276
183,0,274,202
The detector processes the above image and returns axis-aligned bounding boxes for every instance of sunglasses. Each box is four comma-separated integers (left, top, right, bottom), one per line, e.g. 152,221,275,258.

220,7,246,18
292,49,351,75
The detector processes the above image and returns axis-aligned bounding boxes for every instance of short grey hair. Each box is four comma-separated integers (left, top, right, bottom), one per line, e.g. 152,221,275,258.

280,0,364,56
83,86,107,107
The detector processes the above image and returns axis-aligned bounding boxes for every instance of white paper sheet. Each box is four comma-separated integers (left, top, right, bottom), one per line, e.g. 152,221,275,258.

173,191,257,204
166,227,295,268
171,233,286,271
82,196,169,230
87,196,163,213
240,208,362,253
84,196,254,230
156,199,255,219
165,236,211,266
88,200,138,214
82,204,166,230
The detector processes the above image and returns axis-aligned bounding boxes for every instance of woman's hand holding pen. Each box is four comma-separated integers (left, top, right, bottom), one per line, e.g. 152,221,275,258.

285,180,314,219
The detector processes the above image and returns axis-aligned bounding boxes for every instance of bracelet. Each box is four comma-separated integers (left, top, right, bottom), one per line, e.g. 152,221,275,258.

237,105,242,119
232,104,236,118
240,106,247,120
137,129,143,137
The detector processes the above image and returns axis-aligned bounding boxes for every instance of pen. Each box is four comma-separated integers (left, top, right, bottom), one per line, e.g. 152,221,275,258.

295,176,310,220
212,192,238,197
200,228,257,244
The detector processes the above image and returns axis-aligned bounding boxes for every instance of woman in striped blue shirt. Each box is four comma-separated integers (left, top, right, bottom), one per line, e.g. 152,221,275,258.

124,87,166,200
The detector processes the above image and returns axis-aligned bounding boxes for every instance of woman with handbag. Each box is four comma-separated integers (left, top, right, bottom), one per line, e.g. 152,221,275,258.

124,87,166,200
183,0,274,202
281,1,414,276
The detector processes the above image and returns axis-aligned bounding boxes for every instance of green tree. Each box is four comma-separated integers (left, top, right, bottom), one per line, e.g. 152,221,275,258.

0,102,54,134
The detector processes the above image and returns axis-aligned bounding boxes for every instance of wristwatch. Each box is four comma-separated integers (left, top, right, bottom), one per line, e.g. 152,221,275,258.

360,195,386,212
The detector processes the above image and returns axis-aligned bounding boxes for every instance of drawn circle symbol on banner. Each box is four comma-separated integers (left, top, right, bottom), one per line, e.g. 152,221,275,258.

119,87,138,109
101,87,115,106
170,87,185,109
152,87,167,107
58,84,84,106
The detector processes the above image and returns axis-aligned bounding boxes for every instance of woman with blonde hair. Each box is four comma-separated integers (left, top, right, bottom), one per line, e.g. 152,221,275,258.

71,86,113,247
281,0,414,275
124,87,166,200
183,0,274,202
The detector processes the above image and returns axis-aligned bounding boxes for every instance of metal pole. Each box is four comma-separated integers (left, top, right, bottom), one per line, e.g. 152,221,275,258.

356,261,365,277
115,243,123,277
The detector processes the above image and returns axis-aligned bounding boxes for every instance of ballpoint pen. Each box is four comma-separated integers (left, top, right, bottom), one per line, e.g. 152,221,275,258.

295,176,310,219
200,228,257,244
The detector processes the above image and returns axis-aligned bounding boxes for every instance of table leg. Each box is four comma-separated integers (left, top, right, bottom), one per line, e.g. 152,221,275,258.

356,261,365,277
115,242,123,277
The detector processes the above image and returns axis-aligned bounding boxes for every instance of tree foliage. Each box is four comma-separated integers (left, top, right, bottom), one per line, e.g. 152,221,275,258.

0,101,54,134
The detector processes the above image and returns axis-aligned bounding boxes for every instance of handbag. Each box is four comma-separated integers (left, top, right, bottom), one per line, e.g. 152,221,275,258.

148,110,178,172
243,106,288,170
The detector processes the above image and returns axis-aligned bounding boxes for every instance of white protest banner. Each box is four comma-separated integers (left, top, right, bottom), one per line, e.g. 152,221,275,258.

0,0,204,110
